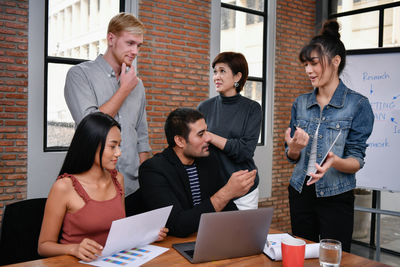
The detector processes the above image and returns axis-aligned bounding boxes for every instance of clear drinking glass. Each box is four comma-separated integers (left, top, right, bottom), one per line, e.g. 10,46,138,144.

319,239,342,267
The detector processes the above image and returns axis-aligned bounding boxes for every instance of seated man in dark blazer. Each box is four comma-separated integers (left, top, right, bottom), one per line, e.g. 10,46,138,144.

139,108,257,237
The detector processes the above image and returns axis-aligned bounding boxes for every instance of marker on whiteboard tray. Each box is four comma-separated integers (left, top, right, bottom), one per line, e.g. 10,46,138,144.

307,130,342,183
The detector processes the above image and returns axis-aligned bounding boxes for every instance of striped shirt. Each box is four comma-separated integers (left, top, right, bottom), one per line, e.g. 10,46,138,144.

184,164,201,206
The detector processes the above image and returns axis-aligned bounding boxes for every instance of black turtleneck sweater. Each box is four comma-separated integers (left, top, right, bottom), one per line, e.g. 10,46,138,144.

198,94,262,194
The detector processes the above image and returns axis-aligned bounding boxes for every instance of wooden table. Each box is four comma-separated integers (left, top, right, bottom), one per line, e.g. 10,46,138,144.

4,230,390,267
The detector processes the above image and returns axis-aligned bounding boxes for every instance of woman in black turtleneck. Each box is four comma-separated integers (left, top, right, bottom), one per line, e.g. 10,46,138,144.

198,52,262,210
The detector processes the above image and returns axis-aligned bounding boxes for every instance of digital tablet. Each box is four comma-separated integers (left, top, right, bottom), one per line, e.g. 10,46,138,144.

307,129,342,182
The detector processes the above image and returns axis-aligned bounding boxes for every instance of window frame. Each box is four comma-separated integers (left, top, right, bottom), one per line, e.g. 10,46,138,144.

43,0,126,152
220,1,268,146
328,1,400,52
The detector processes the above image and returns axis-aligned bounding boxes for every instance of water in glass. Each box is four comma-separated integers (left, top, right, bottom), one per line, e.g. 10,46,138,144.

319,239,342,267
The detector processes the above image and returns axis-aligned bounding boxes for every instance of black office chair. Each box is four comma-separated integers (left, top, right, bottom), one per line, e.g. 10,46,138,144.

0,198,47,265
125,188,146,217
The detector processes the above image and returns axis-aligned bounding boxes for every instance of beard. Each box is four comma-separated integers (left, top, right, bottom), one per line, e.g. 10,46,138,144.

183,145,210,159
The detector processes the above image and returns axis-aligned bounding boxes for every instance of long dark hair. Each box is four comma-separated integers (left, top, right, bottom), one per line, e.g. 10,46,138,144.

59,112,121,176
299,20,346,75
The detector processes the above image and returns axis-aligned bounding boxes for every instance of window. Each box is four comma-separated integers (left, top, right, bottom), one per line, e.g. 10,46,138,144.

45,0,123,150
220,0,267,144
246,0,264,25
329,0,400,49
221,2,236,30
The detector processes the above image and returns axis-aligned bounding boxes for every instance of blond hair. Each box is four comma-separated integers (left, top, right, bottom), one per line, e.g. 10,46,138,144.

107,12,144,36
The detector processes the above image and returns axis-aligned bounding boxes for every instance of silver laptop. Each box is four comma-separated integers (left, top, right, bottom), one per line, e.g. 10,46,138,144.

173,207,274,263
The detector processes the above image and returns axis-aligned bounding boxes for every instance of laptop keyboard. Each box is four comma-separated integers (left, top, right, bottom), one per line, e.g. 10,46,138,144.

184,249,194,258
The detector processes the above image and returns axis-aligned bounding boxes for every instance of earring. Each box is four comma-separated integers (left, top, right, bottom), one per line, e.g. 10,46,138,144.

234,82,239,88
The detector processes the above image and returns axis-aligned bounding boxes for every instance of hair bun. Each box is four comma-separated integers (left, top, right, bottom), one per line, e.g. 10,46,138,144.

321,20,341,39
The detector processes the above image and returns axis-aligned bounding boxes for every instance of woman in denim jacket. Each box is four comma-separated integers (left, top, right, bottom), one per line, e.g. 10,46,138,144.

284,20,374,252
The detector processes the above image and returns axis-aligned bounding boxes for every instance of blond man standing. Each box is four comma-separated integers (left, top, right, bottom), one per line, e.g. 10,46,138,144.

65,13,150,195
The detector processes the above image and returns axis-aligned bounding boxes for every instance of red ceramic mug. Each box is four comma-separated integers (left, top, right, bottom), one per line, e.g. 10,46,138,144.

281,237,306,267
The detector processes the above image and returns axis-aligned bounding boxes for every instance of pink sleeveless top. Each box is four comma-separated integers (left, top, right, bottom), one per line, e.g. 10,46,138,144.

58,170,125,247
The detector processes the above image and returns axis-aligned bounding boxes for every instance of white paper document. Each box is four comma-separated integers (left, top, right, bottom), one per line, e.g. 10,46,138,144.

263,233,320,261
82,205,172,266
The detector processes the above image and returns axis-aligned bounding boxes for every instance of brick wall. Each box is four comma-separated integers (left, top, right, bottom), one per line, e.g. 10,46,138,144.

0,0,317,233
0,0,29,223
138,0,211,152
258,0,316,232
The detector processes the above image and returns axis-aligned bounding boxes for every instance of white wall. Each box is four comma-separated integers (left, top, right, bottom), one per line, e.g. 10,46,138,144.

28,1,66,198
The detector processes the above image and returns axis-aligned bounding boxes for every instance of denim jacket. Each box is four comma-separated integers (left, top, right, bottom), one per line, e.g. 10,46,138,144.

285,80,374,197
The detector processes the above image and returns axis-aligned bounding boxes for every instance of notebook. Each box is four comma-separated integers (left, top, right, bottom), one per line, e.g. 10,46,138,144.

173,207,274,263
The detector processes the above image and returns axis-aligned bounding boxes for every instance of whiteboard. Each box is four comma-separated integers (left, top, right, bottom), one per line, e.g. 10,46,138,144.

340,52,400,192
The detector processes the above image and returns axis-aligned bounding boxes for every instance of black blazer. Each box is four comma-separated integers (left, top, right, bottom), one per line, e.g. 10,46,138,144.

138,147,237,237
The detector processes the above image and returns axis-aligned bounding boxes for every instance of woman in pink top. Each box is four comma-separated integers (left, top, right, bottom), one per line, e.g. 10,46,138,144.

38,112,167,262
